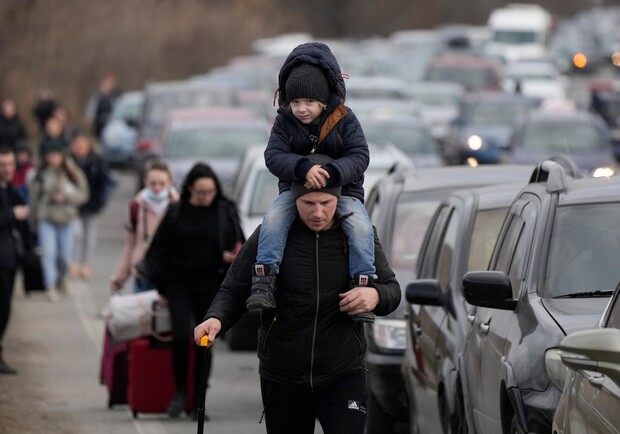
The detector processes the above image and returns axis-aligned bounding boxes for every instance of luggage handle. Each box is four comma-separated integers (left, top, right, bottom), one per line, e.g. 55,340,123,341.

196,336,210,434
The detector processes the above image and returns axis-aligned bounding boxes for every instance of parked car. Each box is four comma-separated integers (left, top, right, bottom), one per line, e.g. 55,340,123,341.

134,80,247,189
158,108,270,197
345,75,412,101
360,117,443,167
363,164,533,433
101,90,144,167
460,160,620,433
502,59,569,100
403,181,529,434
505,109,617,176
408,81,465,141
442,92,537,165
553,280,620,434
423,54,502,92
589,80,620,159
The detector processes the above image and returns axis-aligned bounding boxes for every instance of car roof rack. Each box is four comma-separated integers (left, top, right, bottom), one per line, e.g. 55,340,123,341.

528,159,568,193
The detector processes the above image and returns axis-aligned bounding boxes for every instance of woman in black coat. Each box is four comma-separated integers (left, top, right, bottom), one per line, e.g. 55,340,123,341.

147,162,244,418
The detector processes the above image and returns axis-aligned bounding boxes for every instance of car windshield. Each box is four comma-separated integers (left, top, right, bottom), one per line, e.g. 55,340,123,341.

363,124,435,154
469,102,529,126
164,127,268,158
414,92,461,107
145,89,235,126
467,208,509,271
493,30,537,44
110,97,142,121
249,169,279,216
520,122,603,152
544,203,620,298
427,67,493,90
390,193,442,284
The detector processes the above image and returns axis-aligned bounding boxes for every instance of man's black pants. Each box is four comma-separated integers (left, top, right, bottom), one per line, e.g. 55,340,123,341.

260,370,368,434
0,268,17,350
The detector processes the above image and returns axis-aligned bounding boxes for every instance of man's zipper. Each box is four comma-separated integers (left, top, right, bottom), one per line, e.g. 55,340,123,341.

309,231,320,390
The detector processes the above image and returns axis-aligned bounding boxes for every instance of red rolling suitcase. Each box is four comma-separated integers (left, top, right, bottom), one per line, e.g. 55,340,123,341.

100,327,129,408
127,337,195,417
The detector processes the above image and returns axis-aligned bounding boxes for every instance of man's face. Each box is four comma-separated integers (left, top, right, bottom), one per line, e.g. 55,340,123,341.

0,152,16,185
296,191,338,232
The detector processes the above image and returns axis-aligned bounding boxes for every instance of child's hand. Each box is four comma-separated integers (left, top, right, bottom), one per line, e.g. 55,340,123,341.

305,165,330,189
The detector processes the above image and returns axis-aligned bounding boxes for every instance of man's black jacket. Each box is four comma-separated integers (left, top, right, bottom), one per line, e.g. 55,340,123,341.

205,217,401,389
0,183,30,269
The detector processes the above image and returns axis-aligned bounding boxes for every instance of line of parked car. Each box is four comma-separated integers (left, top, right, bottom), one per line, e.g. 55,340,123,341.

364,157,620,433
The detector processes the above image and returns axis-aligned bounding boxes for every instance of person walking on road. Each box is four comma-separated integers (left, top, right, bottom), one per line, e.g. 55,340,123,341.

194,156,401,434
245,42,377,324
69,132,114,279
0,99,27,151
145,162,244,418
0,147,31,374
29,140,89,302
85,72,121,139
110,160,177,293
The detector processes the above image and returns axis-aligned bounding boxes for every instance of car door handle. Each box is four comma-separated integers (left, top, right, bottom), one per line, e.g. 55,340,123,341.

587,374,604,387
413,325,423,336
467,314,475,324
480,322,490,334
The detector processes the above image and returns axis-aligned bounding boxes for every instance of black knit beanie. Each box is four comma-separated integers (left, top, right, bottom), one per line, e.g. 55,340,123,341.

291,153,341,200
285,63,330,104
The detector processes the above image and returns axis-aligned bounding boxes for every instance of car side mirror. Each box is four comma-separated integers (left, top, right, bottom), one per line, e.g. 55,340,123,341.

559,328,620,386
463,271,517,310
406,279,445,306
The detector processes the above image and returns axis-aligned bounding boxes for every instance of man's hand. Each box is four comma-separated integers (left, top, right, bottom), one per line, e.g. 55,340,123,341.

339,286,380,317
222,242,243,264
194,318,221,347
305,165,329,190
13,205,29,221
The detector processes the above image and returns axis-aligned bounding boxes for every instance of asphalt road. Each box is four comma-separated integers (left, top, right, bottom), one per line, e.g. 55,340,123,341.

0,170,268,434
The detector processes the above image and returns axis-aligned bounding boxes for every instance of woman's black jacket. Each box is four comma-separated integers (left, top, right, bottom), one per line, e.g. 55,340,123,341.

205,217,401,389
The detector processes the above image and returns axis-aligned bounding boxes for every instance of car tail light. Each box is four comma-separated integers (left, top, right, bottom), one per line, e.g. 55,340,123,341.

137,138,152,152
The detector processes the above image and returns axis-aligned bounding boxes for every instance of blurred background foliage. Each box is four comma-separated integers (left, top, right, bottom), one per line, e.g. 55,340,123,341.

0,0,589,135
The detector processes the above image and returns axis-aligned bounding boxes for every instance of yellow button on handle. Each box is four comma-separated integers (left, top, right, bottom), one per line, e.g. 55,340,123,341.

199,336,209,347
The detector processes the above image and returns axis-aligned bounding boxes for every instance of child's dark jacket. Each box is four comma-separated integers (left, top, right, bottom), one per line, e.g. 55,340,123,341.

265,42,369,202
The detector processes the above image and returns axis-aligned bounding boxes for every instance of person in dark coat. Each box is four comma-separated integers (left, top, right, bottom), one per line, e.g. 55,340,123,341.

0,99,27,151
69,132,114,279
246,43,376,324
194,170,401,433
146,162,244,418
85,72,121,139
0,147,31,374
32,89,59,134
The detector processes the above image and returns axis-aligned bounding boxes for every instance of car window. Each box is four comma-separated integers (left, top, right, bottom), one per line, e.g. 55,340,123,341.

390,196,439,284
418,205,451,278
427,66,493,90
607,295,620,329
521,122,603,152
363,124,435,154
544,203,620,298
249,169,279,216
467,207,508,272
436,208,459,292
495,215,524,273
164,127,268,158
469,102,529,127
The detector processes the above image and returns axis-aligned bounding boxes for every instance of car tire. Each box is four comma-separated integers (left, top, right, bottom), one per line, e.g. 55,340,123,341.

366,391,397,434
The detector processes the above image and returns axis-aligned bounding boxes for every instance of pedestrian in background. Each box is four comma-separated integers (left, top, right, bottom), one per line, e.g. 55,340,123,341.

0,147,31,374
246,42,377,323
110,160,178,293
146,162,244,418
69,132,113,279
11,144,34,203
29,140,89,301
86,72,121,139
194,160,401,433
0,99,27,151
32,89,59,135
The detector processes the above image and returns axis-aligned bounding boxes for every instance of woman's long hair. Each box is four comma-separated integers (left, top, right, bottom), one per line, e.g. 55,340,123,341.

38,151,82,186
180,162,224,205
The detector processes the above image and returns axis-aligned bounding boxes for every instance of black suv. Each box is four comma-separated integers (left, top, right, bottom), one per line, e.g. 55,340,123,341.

403,181,528,434
460,161,620,433
364,164,532,433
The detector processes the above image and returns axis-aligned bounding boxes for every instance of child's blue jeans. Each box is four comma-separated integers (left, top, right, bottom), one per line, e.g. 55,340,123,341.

256,190,376,277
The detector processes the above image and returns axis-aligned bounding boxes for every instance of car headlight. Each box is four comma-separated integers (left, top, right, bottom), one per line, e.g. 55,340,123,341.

545,348,569,391
467,135,483,151
372,319,406,351
592,167,615,178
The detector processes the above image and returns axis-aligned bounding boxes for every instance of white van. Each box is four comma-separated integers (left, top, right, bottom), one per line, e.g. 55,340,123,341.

484,3,553,62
